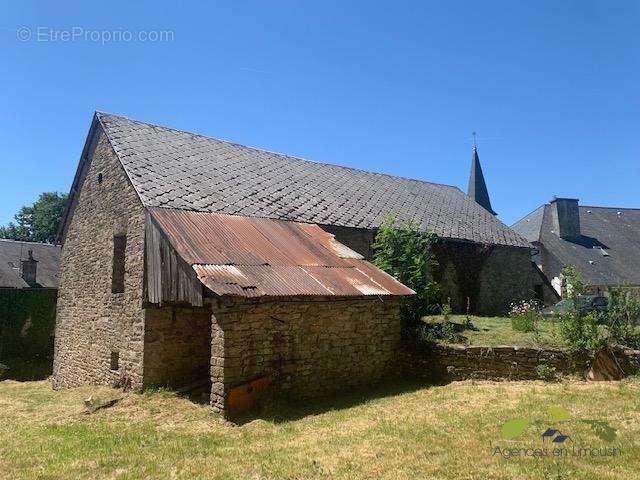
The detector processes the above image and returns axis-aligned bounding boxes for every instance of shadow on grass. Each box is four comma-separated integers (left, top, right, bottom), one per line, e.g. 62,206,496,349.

230,376,441,425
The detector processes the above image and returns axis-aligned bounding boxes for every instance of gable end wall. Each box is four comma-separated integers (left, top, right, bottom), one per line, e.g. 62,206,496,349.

52,126,147,389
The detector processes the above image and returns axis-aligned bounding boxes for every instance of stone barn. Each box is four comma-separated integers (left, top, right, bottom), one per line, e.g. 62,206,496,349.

53,113,414,414
53,112,539,413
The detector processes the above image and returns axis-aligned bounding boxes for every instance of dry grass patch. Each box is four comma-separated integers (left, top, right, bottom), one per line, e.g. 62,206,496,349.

0,378,638,479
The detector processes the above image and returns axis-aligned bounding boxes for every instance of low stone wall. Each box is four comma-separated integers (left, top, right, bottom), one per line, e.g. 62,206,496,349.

404,344,572,381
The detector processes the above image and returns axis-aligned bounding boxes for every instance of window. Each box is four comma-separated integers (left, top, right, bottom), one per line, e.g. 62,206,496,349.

111,235,126,293
110,351,119,371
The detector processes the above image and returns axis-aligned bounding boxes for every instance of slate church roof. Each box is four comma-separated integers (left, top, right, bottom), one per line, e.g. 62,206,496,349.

467,146,496,215
92,112,530,249
512,204,640,286
0,239,61,289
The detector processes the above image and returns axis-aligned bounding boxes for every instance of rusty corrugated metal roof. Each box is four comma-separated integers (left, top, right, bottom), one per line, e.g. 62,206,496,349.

149,208,414,298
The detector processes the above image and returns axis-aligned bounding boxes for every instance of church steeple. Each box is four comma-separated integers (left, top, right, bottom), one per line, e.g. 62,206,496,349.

467,143,496,215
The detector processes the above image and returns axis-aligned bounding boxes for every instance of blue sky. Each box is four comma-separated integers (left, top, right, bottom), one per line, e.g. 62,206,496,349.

1,1,638,226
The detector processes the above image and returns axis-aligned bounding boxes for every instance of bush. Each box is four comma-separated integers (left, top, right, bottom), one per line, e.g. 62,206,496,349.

417,320,466,344
372,217,440,335
509,300,539,333
556,266,607,355
558,268,640,354
536,364,558,382
559,311,609,355
607,288,640,348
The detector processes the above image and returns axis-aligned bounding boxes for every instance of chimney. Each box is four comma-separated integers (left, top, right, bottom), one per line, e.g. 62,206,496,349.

550,197,581,240
20,250,38,286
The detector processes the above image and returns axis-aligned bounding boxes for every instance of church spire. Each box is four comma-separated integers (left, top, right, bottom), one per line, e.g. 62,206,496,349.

467,141,497,215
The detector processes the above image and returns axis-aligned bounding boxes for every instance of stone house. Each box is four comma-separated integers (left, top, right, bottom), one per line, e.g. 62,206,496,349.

512,197,640,296
53,112,540,414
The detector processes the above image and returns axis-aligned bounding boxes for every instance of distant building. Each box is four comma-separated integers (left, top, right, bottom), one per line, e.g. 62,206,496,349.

0,239,60,289
512,198,640,296
0,239,60,379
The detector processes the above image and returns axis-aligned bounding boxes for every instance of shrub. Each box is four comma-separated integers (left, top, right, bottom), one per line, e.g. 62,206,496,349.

417,320,465,344
509,300,539,333
372,216,440,335
559,311,609,354
607,288,640,349
558,269,640,354
536,364,558,382
441,299,453,321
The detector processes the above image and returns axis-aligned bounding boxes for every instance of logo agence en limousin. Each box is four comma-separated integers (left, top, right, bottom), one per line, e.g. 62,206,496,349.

492,406,623,460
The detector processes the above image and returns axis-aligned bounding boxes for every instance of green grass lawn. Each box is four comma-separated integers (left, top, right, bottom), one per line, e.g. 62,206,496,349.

1,378,639,479
423,315,566,349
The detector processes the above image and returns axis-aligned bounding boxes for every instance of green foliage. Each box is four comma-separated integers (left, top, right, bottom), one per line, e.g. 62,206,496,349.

0,192,68,243
562,265,584,298
511,315,535,333
559,310,609,355
606,288,640,349
536,363,558,382
557,266,607,355
441,299,452,321
0,289,57,380
558,268,640,354
508,300,539,333
372,216,440,330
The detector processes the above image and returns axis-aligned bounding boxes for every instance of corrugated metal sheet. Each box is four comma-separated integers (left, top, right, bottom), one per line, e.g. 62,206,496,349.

149,208,414,298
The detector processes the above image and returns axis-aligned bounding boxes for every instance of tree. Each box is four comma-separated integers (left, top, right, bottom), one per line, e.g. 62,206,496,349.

0,192,69,244
372,217,440,330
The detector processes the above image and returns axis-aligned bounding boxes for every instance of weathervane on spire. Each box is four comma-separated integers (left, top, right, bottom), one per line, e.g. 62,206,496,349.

472,131,477,150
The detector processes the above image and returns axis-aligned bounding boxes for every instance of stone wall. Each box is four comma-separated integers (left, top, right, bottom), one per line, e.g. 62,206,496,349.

323,222,537,316
143,306,211,389
53,126,147,390
404,344,571,381
209,296,402,413
320,224,375,259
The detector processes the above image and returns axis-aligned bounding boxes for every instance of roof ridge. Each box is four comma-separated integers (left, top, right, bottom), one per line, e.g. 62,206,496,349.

0,238,60,247
510,204,547,227
96,111,461,191
580,205,640,212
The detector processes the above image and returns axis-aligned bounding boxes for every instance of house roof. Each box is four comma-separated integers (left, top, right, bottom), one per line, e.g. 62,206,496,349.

512,204,640,286
93,112,530,249
0,239,61,289
149,208,414,298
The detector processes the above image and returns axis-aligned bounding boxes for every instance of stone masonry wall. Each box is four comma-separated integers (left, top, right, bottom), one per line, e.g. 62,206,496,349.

324,223,536,316
209,296,401,413
143,306,211,389
477,246,536,315
53,126,147,390
404,344,571,382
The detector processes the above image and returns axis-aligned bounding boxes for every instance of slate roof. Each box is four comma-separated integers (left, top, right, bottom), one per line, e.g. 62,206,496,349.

467,147,496,215
512,204,640,286
0,239,61,288
94,112,530,248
